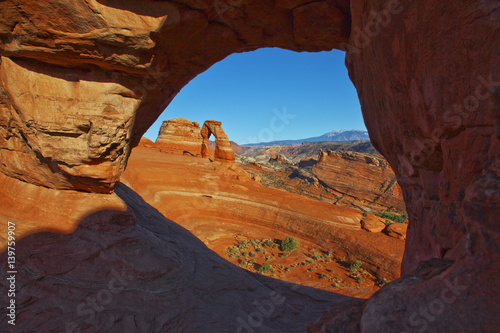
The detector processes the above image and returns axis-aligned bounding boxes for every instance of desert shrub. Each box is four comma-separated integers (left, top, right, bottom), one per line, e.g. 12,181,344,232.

312,251,322,260
376,277,391,287
258,262,272,274
350,260,363,272
242,252,249,257
331,278,342,288
225,246,241,258
261,239,275,248
375,212,408,223
249,252,257,258
280,236,299,252
279,252,289,258
355,276,363,284
237,241,249,249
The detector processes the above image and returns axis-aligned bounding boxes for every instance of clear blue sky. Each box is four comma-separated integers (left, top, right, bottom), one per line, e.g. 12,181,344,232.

144,48,365,144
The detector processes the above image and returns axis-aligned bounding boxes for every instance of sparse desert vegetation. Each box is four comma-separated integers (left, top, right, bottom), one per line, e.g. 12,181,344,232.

223,235,386,297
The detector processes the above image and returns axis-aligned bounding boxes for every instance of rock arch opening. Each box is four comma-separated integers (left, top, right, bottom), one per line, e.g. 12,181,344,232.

0,0,497,331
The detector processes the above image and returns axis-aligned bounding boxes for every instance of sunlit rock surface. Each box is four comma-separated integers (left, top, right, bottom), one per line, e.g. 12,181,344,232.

0,0,498,332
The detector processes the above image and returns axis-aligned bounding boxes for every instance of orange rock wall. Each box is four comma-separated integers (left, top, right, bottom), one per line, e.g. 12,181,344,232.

312,151,405,213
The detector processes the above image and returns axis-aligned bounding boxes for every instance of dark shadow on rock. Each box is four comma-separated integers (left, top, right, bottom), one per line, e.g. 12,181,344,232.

0,182,357,332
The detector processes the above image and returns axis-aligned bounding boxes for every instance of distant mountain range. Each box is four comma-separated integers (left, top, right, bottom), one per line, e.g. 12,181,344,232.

243,130,369,147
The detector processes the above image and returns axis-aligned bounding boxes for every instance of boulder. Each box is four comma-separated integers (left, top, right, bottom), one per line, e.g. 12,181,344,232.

385,223,408,240
361,216,387,233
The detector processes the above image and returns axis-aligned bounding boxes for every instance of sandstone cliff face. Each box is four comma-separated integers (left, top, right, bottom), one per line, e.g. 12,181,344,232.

155,118,203,156
311,150,405,213
0,0,349,193
0,0,498,332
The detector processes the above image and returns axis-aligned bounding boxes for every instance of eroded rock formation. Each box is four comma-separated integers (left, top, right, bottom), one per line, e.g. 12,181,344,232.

0,0,498,332
154,118,236,161
311,150,405,213
201,120,235,162
155,118,203,156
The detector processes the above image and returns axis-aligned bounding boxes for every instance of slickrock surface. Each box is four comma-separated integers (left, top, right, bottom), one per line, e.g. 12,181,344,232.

0,0,498,332
122,147,404,283
0,183,351,332
311,150,405,213
0,172,128,250
155,118,203,156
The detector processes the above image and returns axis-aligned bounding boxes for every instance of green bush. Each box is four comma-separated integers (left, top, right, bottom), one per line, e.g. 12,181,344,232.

225,246,241,258
261,239,276,248
312,251,322,260
280,236,300,252
375,212,408,223
350,260,363,272
258,262,273,274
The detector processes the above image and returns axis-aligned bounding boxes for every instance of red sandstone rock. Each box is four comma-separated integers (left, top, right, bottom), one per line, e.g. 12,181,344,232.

138,137,156,148
312,150,405,213
0,181,351,332
201,120,235,163
155,118,203,156
269,154,290,164
122,147,404,281
361,215,387,233
385,223,407,240
0,0,498,332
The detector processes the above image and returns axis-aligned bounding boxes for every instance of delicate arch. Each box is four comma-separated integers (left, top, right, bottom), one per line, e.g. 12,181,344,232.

200,120,235,163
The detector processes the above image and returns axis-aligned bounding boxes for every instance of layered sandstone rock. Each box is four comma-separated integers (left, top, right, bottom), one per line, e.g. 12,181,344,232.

311,150,405,213
0,0,349,193
155,118,203,156
201,120,235,162
0,181,350,332
312,0,500,331
138,137,156,149
154,118,236,161
0,0,498,332
122,147,404,282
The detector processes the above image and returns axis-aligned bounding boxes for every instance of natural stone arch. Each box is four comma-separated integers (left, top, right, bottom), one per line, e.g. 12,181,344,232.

200,120,235,163
0,0,498,331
